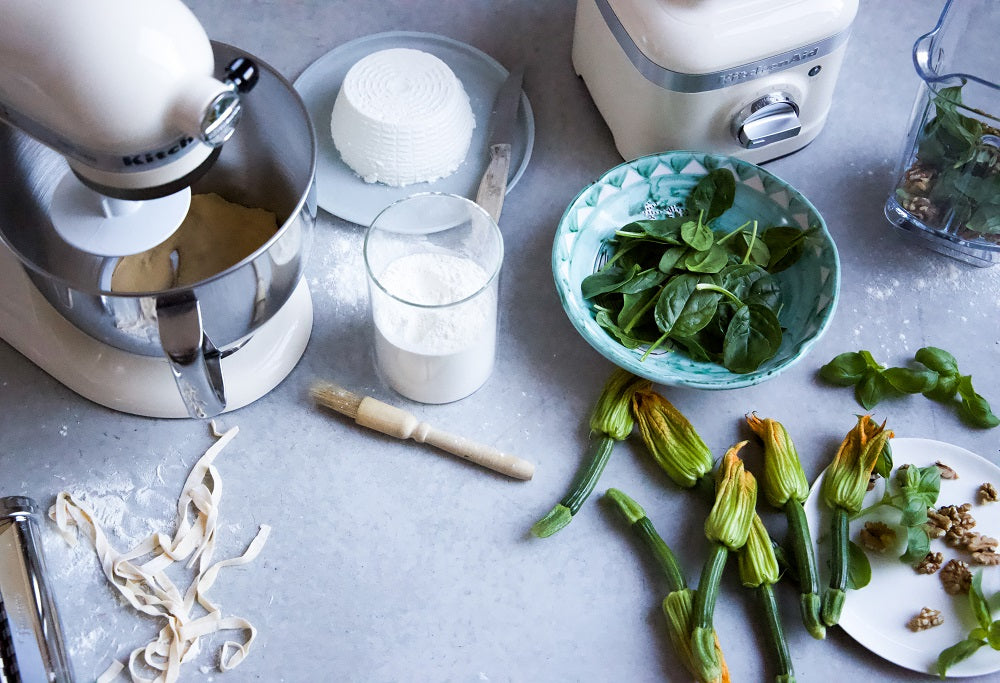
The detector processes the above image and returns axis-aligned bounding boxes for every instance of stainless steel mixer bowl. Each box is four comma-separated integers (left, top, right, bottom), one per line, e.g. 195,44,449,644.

0,43,317,417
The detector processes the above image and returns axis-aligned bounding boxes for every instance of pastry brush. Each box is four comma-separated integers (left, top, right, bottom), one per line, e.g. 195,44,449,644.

311,382,535,481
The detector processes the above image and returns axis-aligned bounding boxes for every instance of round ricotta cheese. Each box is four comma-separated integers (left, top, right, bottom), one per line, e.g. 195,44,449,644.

330,48,476,187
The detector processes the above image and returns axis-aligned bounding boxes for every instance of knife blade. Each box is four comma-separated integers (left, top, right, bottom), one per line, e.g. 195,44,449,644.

475,64,524,223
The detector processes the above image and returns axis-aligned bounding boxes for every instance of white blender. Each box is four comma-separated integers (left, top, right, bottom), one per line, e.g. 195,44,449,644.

0,0,318,418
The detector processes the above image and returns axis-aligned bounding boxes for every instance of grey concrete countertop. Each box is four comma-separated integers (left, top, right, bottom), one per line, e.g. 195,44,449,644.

3,1,1000,681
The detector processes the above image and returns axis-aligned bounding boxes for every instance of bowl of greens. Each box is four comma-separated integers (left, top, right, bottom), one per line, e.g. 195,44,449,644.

552,151,840,389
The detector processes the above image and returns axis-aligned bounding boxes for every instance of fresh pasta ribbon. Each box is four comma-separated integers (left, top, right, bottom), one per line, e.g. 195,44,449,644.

49,425,269,683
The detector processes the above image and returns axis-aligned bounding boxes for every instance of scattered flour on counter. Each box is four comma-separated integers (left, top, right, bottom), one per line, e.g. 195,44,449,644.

309,224,366,313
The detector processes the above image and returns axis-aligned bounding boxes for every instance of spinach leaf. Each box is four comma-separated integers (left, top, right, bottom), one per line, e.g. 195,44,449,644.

658,246,689,273
580,264,634,298
683,243,729,273
618,268,668,294
687,168,736,222
762,226,812,273
625,217,686,243
681,217,714,251
721,302,782,373
653,273,722,338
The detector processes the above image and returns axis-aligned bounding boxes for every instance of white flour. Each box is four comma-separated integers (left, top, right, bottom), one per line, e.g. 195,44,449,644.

372,251,497,403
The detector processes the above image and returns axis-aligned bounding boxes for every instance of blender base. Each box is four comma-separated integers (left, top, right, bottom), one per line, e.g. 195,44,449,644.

0,243,312,418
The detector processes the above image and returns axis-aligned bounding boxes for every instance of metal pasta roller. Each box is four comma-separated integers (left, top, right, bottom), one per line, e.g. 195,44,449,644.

0,497,74,683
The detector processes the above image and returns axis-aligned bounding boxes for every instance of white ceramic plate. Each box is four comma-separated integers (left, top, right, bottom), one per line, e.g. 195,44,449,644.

294,31,534,226
804,437,1000,677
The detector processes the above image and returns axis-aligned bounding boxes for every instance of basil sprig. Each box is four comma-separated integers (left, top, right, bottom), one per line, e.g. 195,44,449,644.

936,571,1000,678
819,346,999,429
581,168,812,374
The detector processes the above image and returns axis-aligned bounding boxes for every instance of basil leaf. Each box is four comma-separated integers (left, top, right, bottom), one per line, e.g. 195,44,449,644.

687,168,736,222
970,571,992,631
875,441,893,480
915,346,960,376
721,303,782,374
653,273,722,338
925,372,960,402
883,366,939,394
936,638,986,679
987,621,1000,650
846,540,872,590
956,375,1000,428
855,370,895,410
820,352,868,386
901,526,930,564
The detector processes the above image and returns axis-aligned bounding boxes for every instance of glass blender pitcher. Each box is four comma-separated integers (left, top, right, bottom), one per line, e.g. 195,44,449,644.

885,0,1000,267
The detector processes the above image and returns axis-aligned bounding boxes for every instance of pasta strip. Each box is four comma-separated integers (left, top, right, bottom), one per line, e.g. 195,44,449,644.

49,425,268,682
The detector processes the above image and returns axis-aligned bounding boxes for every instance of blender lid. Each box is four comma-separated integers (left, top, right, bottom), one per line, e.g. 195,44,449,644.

598,0,858,90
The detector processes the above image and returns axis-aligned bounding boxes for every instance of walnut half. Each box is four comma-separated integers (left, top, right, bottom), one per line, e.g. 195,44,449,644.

979,482,999,504
860,521,896,552
915,551,943,575
940,559,973,595
907,607,944,632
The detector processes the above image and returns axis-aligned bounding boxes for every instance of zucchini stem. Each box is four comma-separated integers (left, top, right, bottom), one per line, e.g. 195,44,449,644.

784,500,825,640
690,543,729,682
821,507,850,626
531,435,616,537
757,583,795,683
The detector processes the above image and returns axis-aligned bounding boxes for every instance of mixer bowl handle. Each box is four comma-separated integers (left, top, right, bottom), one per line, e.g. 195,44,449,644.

156,292,226,418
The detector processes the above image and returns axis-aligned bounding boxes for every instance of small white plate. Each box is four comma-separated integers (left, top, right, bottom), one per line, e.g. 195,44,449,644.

804,437,1000,677
294,31,534,226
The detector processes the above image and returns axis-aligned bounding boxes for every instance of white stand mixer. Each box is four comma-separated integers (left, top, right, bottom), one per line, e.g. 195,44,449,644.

0,0,316,418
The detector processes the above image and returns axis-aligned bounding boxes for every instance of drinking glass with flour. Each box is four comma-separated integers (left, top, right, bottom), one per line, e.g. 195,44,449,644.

364,193,503,403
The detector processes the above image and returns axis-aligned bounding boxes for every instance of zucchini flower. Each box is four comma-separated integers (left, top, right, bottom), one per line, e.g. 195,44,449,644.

631,388,714,489
704,443,757,549
746,413,809,508
691,442,757,683
821,414,892,514
531,369,650,538
820,415,893,627
746,413,824,640
606,488,730,683
662,589,731,683
738,514,794,683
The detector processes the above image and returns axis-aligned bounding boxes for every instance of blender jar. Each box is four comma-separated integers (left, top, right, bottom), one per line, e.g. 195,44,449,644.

885,0,1000,267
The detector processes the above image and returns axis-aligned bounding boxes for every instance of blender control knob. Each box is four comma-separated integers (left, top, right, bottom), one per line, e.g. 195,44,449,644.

732,92,801,149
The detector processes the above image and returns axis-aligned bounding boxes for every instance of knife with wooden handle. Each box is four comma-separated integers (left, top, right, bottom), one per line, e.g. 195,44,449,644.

475,65,524,223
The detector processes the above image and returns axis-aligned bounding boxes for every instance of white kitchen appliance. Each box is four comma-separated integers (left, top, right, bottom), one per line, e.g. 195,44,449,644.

572,0,859,163
0,0,317,418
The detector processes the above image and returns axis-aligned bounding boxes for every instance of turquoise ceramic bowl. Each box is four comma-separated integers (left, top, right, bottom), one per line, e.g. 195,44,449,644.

552,151,840,389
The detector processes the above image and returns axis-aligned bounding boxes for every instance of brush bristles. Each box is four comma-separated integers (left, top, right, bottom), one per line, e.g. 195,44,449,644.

310,381,363,419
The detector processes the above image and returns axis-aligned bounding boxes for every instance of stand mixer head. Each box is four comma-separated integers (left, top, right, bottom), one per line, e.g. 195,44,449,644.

0,0,260,257
0,0,318,418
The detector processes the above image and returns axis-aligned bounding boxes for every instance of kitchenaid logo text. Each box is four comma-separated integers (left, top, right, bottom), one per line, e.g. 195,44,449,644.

122,136,195,167
719,48,820,86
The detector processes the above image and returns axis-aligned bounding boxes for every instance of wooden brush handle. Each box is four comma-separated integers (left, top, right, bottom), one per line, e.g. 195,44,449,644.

354,397,534,480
